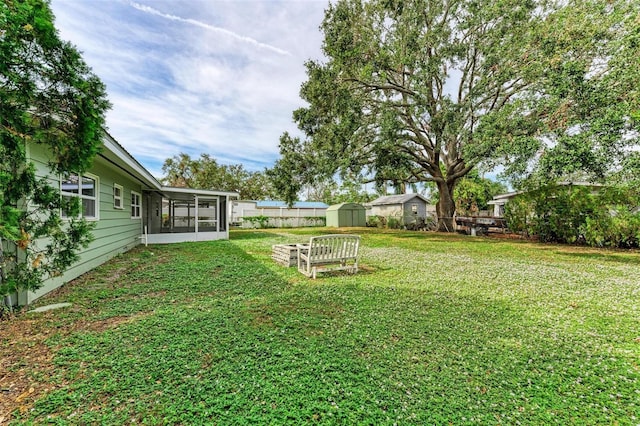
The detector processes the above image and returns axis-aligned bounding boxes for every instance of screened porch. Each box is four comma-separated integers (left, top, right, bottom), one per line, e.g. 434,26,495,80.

142,187,237,244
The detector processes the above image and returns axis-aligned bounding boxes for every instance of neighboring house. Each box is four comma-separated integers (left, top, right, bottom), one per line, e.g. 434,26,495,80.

17,132,238,304
231,200,328,228
487,191,522,217
366,194,435,224
487,182,605,218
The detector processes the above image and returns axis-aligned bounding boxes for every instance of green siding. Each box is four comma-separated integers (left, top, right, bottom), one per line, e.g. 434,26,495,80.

23,144,145,303
326,203,366,227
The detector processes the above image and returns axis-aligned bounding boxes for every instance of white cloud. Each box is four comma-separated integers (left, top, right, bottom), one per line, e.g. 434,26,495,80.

50,0,328,178
128,1,292,56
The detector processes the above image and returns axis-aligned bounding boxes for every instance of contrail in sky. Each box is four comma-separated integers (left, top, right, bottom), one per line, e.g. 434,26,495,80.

129,1,292,56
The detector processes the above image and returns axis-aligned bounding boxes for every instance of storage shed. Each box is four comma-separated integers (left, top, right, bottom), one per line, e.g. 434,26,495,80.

366,194,434,225
326,203,366,227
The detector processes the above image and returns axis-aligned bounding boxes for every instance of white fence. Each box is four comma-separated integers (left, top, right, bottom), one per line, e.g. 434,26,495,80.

233,208,326,228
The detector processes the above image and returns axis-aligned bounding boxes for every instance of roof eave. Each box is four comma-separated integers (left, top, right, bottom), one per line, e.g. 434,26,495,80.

160,186,240,198
101,132,162,190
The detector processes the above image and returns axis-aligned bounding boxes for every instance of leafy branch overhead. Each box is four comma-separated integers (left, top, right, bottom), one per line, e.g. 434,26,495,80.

1,0,110,298
271,0,640,231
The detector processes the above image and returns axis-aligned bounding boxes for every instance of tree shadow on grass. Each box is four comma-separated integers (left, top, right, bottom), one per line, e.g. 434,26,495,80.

229,230,278,240
552,250,640,265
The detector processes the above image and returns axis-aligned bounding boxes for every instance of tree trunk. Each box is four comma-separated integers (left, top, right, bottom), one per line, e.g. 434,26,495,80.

436,180,456,232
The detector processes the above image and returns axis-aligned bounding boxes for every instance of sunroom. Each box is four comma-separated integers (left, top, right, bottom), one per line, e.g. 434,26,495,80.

142,187,237,244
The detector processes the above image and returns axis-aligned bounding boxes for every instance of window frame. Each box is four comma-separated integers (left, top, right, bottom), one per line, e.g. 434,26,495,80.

131,191,142,219
113,183,123,209
60,172,100,221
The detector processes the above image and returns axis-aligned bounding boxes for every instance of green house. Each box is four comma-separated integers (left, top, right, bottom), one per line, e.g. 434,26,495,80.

13,132,238,305
325,203,366,228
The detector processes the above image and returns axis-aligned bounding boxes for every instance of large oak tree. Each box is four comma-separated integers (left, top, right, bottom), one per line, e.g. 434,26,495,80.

271,0,639,231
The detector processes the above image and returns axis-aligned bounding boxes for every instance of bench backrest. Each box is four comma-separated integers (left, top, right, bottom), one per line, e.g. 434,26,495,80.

307,234,360,262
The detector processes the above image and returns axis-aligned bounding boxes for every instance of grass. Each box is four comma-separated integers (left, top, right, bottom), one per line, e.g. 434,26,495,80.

2,228,639,424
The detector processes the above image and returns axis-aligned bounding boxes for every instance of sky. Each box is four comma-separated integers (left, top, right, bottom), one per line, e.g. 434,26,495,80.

49,0,330,178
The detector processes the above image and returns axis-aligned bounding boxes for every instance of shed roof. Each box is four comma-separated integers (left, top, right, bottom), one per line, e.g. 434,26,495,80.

326,202,366,211
368,193,430,206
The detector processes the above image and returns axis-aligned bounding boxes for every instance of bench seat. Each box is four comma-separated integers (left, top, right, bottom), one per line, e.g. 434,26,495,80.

297,234,360,279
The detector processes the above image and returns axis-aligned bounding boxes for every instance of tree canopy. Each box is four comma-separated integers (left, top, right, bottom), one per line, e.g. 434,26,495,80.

452,171,508,216
161,153,277,200
270,0,640,231
1,0,110,302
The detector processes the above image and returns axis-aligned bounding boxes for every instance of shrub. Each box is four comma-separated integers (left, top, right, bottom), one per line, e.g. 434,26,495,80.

387,217,402,229
242,215,272,229
504,183,640,248
302,216,326,227
366,215,387,228
583,208,640,248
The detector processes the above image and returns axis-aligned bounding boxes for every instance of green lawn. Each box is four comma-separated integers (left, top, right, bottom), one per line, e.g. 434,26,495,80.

5,229,640,424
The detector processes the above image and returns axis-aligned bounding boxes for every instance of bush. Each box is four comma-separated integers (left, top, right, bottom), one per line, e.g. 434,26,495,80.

583,208,640,248
504,184,640,248
302,216,326,227
366,216,386,228
387,217,402,229
242,215,272,229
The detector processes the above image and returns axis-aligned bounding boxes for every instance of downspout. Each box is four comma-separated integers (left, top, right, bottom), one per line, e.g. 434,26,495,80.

194,195,199,238
216,196,220,233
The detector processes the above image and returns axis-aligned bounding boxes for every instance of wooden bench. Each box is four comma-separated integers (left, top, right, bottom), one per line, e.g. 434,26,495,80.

297,234,361,279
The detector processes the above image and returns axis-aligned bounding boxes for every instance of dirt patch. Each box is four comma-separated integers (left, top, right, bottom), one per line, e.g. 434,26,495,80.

0,309,151,422
83,313,148,333
0,246,170,423
0,313,61,422
487,231,536,240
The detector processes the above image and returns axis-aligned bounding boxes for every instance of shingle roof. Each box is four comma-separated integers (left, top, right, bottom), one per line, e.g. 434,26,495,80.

368,193,430,206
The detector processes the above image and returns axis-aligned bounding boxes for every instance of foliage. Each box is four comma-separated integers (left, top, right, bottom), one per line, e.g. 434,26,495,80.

386,217,402,230
501,196,534,237
302,216,326,227
241,215,272,229
457,179,507,215
583,209,640,248
240,215,326,229
1,0,109,300
161,153,277,200
582,185,640,248
266,138,377,207
326,175,377,205
299,177,338,204
453,171,507,215
301,174,377,206
527,1,640,184
504,183,640,247
4,230,639,423
365,215,383,228
365,215,423,230
270,0,640,231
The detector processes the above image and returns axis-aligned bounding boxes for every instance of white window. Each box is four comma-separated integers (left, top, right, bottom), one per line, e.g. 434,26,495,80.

113,184,123,209
61,173,98,220
131,191,142,219
411,203,418,214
